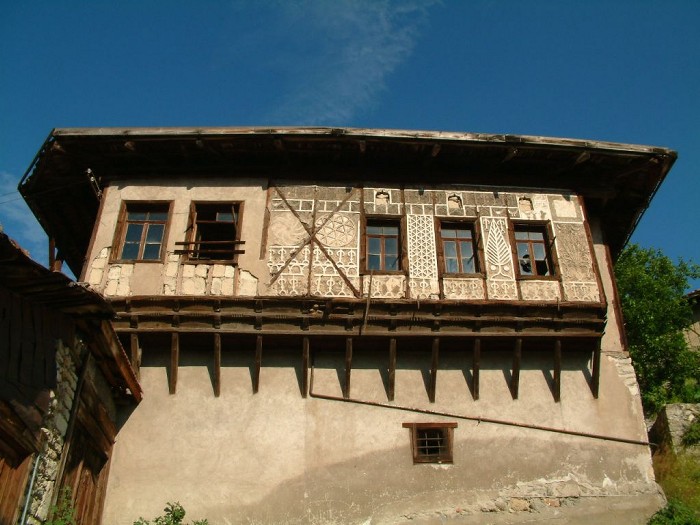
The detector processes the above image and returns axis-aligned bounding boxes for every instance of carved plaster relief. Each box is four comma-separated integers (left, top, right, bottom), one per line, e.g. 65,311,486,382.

554,223,597,283
363,275,406,299
519,280,561,302
563,282,600,303
517,194,551,220
481,217,518,300
443,278,486,300
268,246,310,296
550,196,580,220
315,214,357,248
363,188,402,215
487,281,518,301
406,214,439,299
268,211,309,246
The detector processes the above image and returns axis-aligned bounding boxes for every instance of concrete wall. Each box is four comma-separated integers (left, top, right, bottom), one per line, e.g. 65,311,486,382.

103,339,658,524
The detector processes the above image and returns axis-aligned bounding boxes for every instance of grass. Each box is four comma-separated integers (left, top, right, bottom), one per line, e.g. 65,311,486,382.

649,448,700,524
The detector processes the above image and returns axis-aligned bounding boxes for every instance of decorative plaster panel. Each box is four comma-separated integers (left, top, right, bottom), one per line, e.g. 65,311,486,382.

519,280,561,302
443,278,486,300
363,275,406,299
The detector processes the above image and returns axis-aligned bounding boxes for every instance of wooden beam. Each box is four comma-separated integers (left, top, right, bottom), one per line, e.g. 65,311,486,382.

169,333,179,395
253,335,262,394
553,339,561,402
388,338,396,401
511,338,522,399
213,333,221,397
344,337,353,399
591,339,601,399
472,338,481,400
130,333,140,381
429,337,439,403
301,336,310,398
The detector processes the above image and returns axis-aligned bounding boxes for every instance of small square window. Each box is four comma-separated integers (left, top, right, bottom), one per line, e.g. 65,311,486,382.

440,223,478,274
365,220,401,272
403,422,457,464
514,225,555,277
115,203,170,261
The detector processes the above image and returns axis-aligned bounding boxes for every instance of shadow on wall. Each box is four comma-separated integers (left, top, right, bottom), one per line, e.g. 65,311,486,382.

121,332,594,406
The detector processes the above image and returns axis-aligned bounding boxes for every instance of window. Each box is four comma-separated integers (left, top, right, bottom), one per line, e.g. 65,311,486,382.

403,422,457,464
366,220,401,272
514,225,554,277
184,203,242,261
116,204,169,261
440,223,477,274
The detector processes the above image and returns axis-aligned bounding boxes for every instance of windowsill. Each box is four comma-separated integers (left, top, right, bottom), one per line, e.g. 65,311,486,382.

442,273,485,278
361,270,406,276
182,260,238,265
109,259,165,264
516,275,559,281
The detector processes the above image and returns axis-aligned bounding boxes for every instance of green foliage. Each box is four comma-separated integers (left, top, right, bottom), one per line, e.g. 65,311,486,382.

652,440,700,522
615,244,700,415
648,499,700,525
682,420,700,447
134,502,209,525
45,487,76,525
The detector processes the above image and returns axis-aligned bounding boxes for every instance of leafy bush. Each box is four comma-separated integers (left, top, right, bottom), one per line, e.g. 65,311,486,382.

134,502,209,525
45,487,76,525
648,499,700,524
614,244,700,415
683,420,700,447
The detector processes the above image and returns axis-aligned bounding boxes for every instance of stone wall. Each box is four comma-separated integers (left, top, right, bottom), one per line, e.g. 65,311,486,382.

21,340,81,524
650,403,700,457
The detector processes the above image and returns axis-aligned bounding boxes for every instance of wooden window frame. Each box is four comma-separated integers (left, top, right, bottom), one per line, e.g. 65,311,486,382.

362,217,405,274
437,220,482,276
177,201,245,264
510,221,558,279
111,201,172,263
403,422,457,464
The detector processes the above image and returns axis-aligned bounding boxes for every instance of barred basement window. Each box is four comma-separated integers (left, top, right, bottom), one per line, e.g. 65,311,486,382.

403,422,457,464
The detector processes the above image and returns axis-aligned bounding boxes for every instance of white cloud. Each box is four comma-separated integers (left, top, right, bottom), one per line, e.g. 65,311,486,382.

0,170,47,262
263,0,438,125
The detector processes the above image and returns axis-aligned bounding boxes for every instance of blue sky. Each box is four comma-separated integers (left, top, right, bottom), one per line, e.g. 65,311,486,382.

1,1,698,288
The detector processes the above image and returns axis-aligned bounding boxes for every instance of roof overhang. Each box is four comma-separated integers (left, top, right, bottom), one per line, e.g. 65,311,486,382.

18,126,676,276
0,232,142,402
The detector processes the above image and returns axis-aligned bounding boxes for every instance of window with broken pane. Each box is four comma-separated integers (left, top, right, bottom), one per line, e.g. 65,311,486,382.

514,225,554,277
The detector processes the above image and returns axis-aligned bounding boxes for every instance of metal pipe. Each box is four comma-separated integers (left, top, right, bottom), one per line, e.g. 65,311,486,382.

19,453,42,525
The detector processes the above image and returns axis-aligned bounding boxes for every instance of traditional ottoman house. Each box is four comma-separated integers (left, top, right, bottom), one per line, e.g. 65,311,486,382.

0,231,141,525
18,127,676,523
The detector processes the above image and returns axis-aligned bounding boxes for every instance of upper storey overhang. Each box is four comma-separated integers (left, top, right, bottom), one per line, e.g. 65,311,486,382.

18,127,676,277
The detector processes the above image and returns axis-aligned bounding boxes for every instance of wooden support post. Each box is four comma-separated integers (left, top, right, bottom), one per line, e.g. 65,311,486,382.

388,338,397,401
48,237,63,272
344,337,353,399
429,337,439,403
553,339,562,403
302,336,310,398
253,335,262,394
169,333,179,395
472,338,481,400
511,338,522,399
129,333,141,381
213,333,221,397
591,339,601,399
